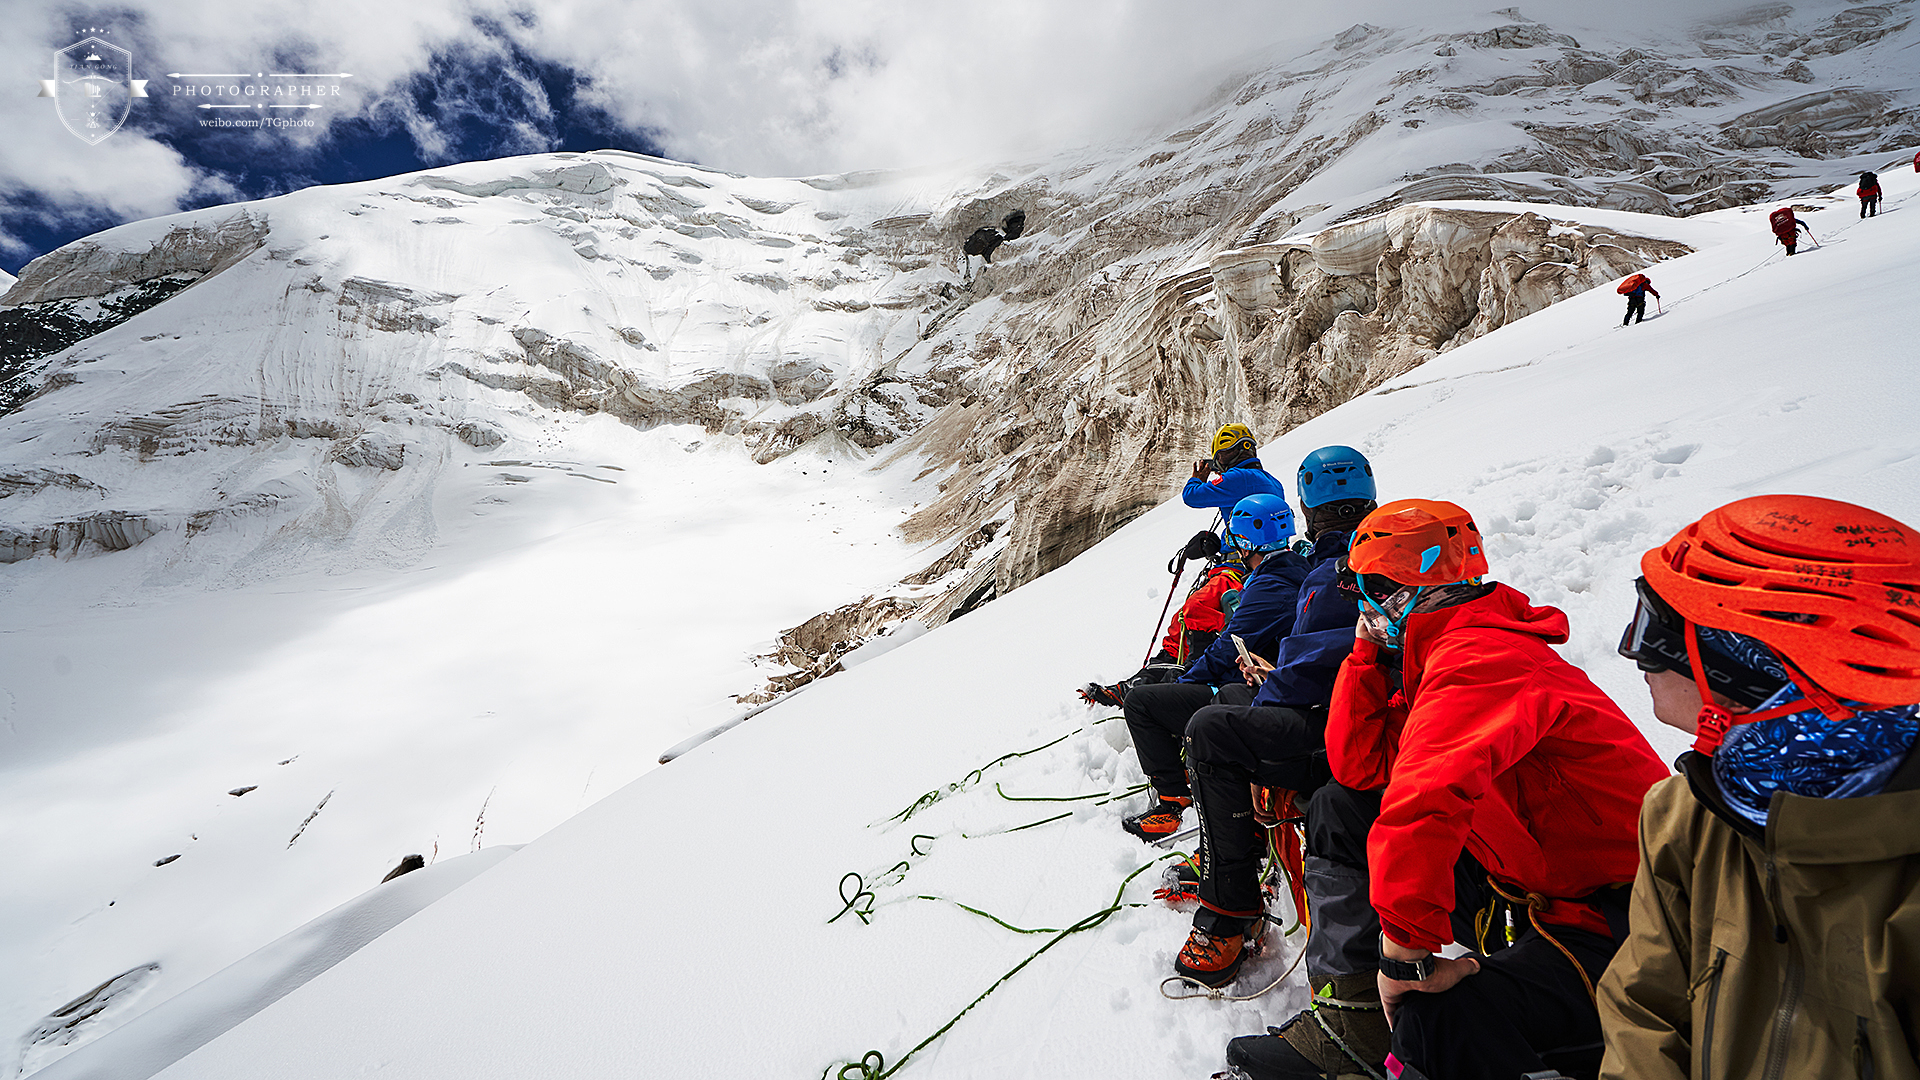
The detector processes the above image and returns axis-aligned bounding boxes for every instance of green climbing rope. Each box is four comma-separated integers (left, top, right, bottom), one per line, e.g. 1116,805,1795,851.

992,781,1149,804
822,856,1173,1080
885,716,1120,824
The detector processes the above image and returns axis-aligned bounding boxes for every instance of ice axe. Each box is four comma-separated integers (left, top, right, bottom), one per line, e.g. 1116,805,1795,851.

1142,531,1220,667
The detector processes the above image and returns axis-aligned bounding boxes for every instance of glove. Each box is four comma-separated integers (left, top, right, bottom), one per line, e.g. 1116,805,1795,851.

1181,530,1221,562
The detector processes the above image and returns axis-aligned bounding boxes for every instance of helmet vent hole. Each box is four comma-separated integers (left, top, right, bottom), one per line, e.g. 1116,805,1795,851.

1884,608,1920,631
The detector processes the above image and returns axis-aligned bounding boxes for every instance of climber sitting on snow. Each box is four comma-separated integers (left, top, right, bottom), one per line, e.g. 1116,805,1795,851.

1155,448,1380,992
1118,494,1311,842
1079,536,1250,707
1223,499,1666,1080
1184,424,1287,512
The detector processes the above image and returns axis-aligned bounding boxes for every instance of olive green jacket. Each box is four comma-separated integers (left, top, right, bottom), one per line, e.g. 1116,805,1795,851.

1598,752,1920,1080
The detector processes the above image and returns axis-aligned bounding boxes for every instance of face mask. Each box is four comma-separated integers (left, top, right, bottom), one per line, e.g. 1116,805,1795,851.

1356,575,1424,648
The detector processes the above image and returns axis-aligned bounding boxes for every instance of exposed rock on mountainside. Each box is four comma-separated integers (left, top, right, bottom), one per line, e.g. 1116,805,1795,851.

886,206,1688,620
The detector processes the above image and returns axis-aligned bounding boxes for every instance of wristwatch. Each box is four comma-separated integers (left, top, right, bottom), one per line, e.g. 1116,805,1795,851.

1377,934,1436,982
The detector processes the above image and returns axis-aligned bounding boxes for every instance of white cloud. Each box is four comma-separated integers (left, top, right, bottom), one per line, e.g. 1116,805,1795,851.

0,0,1837,261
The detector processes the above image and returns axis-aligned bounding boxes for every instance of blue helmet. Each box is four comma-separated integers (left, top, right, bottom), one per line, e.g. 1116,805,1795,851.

1296,445,1377,509
1227,494,1296,552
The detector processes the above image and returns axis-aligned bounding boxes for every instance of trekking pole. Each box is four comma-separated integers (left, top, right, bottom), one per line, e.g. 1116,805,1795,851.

1655,296,1663,315
1143,557,1187,667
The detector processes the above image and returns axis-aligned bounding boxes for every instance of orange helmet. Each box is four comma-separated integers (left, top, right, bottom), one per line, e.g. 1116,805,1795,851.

1348,499,1490,586
1642,494,1920,706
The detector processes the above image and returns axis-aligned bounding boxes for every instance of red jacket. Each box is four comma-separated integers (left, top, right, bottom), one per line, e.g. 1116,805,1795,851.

1327,584,1667,952
1160,562,1246,662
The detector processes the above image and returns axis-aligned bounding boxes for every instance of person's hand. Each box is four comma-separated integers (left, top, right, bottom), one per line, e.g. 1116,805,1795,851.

1355,614,1390,646
1236,652,1274,686
1379,955,1481,1027
1192,459,1214,480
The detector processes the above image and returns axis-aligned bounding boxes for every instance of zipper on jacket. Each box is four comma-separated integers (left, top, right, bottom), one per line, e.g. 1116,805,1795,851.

1760,860,1805,1080
1691,948,1727,1080
1854,1016,1874,1080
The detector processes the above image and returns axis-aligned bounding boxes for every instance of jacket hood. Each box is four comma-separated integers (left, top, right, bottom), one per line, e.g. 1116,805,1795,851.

1402,582,1570,648
1770,783,1920,863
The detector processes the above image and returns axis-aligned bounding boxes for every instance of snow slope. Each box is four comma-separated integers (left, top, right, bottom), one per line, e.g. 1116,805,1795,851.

77,169,1918,1078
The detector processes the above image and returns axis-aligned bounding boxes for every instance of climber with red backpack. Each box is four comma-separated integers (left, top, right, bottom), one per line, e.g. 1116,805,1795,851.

1858,170,1883,218
1770,207,1815,255
1617,273,1659,326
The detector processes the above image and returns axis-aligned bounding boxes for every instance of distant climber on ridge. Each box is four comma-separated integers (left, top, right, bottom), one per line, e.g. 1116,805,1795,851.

1617,273,1660,326
1858,170,1882,218
1770,206,1814,255
1184,424,1287,513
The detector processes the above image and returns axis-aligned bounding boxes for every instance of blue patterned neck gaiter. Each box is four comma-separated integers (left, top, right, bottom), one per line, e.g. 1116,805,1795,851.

1713,681,1920,827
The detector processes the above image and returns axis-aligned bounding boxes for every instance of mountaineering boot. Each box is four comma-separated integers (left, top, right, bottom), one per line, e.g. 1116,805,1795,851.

1121,793,1192,840
1174,927,1246,988
1225,972,1390,1079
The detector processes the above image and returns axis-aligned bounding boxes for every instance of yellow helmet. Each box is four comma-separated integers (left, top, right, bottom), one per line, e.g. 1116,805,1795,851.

1211,424,1257,467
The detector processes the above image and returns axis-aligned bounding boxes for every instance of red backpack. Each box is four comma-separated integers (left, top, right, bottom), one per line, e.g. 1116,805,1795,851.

1617,274,1649,295
1769,207,1797,238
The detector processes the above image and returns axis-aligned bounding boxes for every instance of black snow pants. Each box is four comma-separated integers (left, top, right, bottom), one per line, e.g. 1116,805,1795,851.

1302,784,1626,1080
1121,680,1251,800
1623,293,1646,325
1389,924,1619,1080
1183,703,1330,935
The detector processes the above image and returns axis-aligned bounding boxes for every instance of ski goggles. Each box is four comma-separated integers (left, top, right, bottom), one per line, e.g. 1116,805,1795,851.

1618,576,1791,706
1334,559,1408,604
1617,576,1689,674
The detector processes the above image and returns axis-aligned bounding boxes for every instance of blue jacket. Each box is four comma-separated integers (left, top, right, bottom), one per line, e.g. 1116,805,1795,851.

1182,458,1287,511
1180,548,1311,687
1251,530,1361,708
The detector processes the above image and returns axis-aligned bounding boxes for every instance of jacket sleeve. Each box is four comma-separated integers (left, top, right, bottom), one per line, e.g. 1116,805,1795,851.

1180,558,1306,686
1182,475,1235,509
1325,638,1399,790
1597,782,1698,1080
1254,562,1362,708
1365,634,1559,951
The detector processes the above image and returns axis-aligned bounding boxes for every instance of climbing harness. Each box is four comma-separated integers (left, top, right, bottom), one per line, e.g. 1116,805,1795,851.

1483,877,1598,1006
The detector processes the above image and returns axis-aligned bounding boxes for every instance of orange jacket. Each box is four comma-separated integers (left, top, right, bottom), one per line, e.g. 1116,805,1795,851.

1160,562,1246,662
1328,584,1668,951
